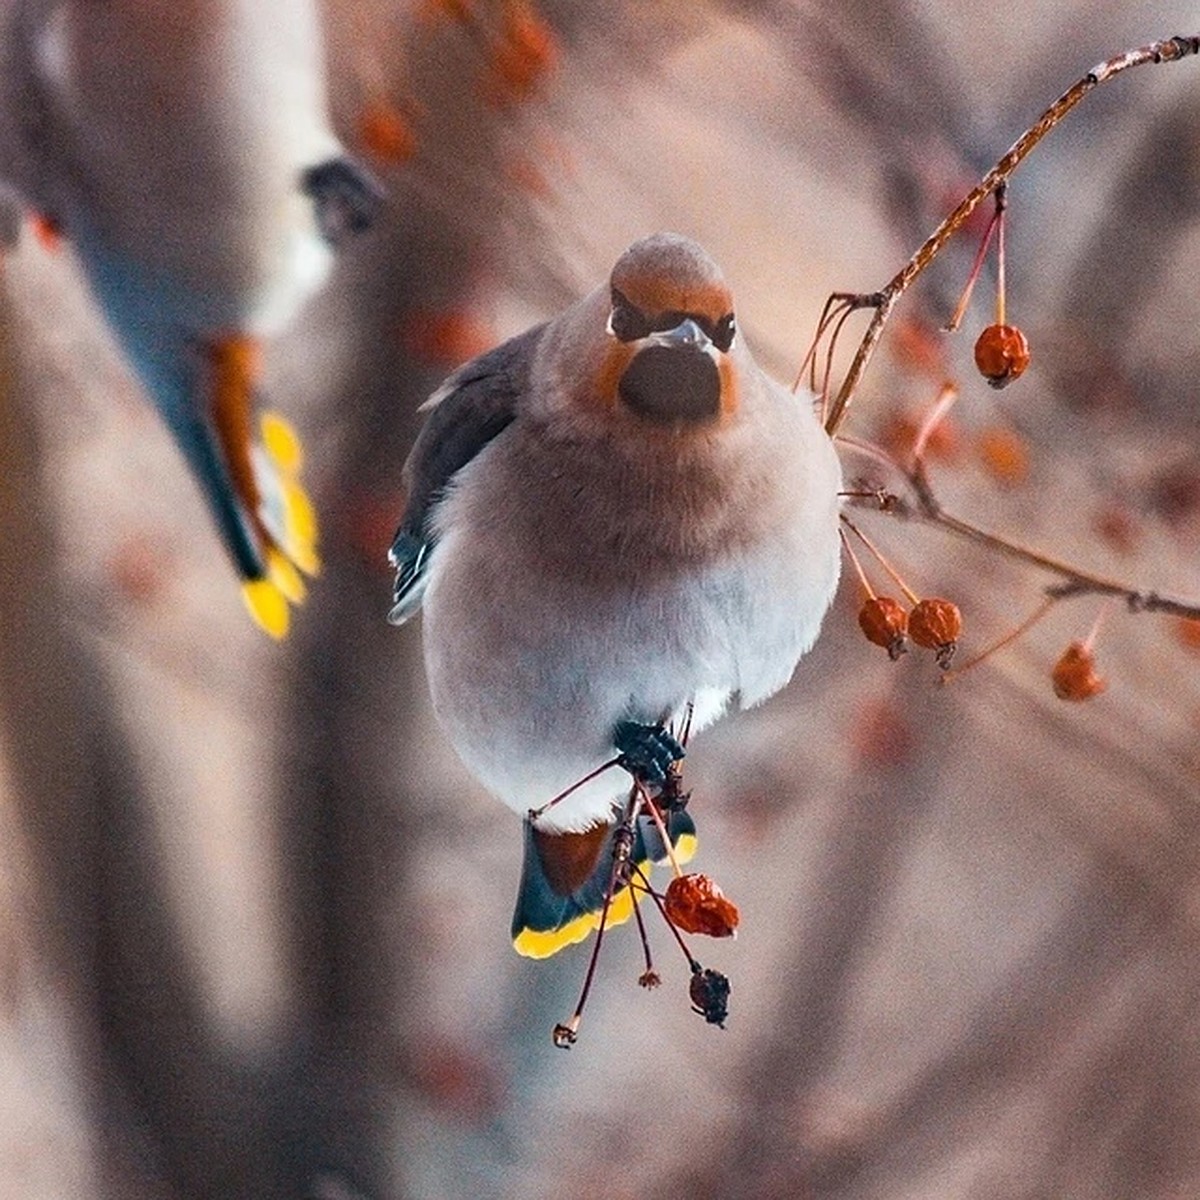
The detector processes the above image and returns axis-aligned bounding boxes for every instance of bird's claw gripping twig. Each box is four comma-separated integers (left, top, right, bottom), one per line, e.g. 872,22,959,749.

613,721,685,787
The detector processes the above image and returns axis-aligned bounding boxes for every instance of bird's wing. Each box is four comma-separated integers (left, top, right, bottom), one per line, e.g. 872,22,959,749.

387,322,544,625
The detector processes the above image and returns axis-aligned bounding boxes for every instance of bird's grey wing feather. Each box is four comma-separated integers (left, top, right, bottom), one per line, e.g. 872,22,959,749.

387,322,544,625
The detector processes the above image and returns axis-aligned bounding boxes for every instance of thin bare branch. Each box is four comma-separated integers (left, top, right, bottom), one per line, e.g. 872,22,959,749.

823,34,1200,436
840,441,1200,621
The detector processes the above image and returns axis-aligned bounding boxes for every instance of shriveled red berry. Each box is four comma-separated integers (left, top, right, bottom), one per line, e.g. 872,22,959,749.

908,598,962,669
974,323,1030,389
664,874,740,938
858,596,908,660
1051,642,1106,701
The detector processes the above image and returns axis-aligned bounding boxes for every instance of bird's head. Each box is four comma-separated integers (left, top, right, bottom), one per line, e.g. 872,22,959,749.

599,233,738,427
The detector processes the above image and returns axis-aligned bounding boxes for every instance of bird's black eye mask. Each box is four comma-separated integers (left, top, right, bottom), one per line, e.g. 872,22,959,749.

609,287,736,352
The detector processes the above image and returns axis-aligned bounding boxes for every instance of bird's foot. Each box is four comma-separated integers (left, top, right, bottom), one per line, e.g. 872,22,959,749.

301,157,385,245
614,721,685,787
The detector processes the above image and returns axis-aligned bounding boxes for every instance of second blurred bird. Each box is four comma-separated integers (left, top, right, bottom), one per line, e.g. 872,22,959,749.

0,0,382,636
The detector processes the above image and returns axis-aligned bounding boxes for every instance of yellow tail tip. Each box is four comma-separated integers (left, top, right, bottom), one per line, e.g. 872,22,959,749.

673,832,699,866
284,480,319,543
241,579,290,640
266,548,307,604
253,413,320,581
512,882,639,960
261,411,304,473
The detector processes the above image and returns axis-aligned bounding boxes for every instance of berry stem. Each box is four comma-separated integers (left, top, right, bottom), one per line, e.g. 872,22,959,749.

791,292,881,396
529,756,621,820
839,528,877,600
994,186,1008,328
632,862,701,973
677,699,695,748
556,791,641,1046
841,515,921,605
1081,598,1116,653
837,439,1200,621
944,187,1004,333
910,383,959,465
634,779,684,879
630,872,656,978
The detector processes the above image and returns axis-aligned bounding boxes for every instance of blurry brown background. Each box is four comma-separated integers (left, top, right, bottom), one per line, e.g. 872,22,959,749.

1,2,1200,1197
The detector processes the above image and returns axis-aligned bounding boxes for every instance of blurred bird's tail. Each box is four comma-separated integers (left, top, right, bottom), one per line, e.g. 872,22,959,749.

206,336,320,639
511,807,697,959
245,409,321,633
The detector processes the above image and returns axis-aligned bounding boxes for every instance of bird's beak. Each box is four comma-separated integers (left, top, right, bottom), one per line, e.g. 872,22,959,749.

648,318,712,353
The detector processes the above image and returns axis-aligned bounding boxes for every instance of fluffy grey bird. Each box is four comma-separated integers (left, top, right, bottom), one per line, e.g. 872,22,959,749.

390,233,842,956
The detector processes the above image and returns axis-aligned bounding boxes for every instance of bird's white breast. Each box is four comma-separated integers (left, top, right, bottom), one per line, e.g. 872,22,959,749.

420,382,841,829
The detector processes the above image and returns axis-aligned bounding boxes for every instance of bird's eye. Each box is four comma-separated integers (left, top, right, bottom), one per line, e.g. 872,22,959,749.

608,290,651,342
713,313,736,352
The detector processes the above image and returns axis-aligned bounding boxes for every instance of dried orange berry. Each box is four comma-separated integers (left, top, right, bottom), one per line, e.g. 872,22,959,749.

482,2,557,107
977,426,1029,486
974,323,1030,388
358,100,416,166
1051,641,1107,701
858,596,908,660
908,598,962,669
1176,618,1200,653
664,874,739,939
877,412,961,465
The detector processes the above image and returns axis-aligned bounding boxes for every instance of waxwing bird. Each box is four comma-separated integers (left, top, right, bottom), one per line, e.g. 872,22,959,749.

389,233,842,957
0,0,382,636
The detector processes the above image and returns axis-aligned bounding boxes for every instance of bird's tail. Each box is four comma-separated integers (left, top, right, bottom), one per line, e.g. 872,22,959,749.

244,409,321,634
205,336,320,638
511,807,697,959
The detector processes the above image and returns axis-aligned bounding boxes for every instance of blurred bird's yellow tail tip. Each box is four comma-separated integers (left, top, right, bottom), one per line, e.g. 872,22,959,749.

241,578,290,640
259,411,321,578
261,412,303,473
237,411,321,638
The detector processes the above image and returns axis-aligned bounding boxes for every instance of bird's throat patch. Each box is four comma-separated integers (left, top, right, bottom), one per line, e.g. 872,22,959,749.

617,345,721,425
